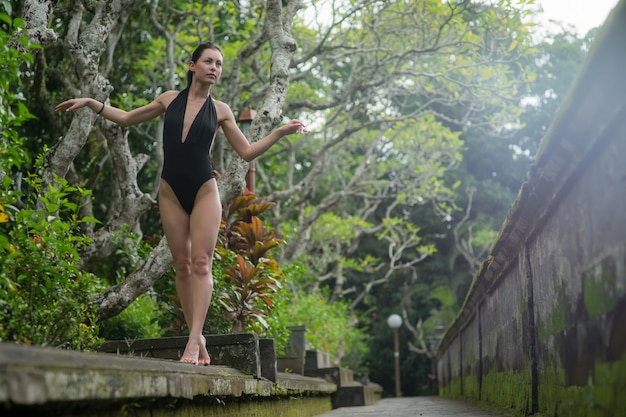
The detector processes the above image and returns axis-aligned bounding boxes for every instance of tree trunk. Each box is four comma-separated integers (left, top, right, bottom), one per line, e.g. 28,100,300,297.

18,0,302,320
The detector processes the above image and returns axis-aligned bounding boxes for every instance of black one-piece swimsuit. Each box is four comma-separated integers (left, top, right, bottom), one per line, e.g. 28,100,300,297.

161,88,217,215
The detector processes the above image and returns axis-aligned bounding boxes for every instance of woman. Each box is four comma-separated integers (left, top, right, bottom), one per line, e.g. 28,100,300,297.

55,42,305,365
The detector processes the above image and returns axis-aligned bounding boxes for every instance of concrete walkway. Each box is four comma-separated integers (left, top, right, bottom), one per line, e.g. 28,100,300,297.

315,396,507,417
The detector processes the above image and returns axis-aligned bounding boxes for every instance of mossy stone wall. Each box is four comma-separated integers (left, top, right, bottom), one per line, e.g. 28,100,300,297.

435,1,626,415
5,396,332,417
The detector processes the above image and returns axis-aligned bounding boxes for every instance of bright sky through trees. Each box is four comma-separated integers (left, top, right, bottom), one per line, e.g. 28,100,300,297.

536,0,618,35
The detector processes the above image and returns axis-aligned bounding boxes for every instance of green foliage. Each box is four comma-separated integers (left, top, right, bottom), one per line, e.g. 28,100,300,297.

0,170,103,350
278,289,370,369
250,266,370,367
255,288,292,356
216,193,286,333
0,19,102,350
151,268,189,337
98,292,163,341
421,286,458,340
0,14,38,174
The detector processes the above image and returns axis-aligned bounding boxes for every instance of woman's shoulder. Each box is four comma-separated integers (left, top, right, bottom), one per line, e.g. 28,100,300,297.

212,99,235,122
212,98,229,110
158,89,181,103
150,89,182,112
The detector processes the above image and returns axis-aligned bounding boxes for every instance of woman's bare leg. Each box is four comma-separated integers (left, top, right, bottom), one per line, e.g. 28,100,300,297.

186,180,221,365
159,181,196,363
159,179,220,365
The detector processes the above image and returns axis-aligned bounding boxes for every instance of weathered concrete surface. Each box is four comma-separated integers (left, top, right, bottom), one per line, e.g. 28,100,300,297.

99,333,264,378
436,1,626,416
260,338,278,381
0,342,335,416
314,396,507,416
277,325,306,375
306,350,332,370
304,366,381,408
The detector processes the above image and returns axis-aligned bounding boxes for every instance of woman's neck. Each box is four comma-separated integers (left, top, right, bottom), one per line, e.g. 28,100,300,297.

188,82,212,100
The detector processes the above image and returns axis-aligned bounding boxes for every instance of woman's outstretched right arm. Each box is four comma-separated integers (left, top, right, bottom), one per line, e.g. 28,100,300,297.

55,91,177,127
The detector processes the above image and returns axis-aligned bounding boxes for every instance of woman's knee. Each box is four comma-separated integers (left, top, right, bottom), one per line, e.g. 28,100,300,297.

173,258,193,278
191,254,213,277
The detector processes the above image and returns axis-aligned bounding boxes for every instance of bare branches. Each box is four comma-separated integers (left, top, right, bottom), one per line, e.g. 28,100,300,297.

402,280,432,357
453,186,491,275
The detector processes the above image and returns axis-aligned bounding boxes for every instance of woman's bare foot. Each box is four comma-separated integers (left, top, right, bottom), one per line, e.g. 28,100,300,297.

198,335,211,366
180,337,200,365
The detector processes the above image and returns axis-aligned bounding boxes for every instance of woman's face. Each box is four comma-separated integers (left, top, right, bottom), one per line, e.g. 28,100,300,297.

190,48,223,85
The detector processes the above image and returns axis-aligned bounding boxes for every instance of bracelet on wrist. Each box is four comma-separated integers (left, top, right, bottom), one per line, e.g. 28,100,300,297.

96,101,105,115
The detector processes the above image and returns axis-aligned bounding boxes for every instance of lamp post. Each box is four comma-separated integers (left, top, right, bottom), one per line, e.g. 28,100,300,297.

387,313,403,397
237,109,257,194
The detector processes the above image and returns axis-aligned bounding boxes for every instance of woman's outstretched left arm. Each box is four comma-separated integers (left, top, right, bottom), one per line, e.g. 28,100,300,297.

218,102,305,162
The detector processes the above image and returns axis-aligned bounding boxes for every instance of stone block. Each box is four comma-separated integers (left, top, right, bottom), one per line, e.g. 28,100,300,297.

0,342,338,416
259,338,277,382
331,382,381,408
304,367,353,387
277,325,307,375
277,357,304,375
99,334,261,377
305,350,331,370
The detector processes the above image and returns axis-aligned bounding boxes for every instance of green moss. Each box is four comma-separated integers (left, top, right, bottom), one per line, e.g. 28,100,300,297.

537,354,626,417
462,374,480,400
440,378,463,398
536,259,572,340
538,291,567,340
537,366,567,414
520,292,528,313
583,255,618,319
441,355,626,417
591,356,626,414
481,367,532,413
108,395,333,417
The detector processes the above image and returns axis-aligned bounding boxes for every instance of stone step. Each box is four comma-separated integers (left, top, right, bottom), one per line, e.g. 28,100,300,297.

276,325,306,375
0,341,337,416
304,367,354,387
305,349,332,370
331,381,382,408
99,333,277,381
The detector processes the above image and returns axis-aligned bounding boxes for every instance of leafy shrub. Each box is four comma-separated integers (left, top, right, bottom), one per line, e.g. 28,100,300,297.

0,172,103,350
0,14,37,174
279,289,369,367
255,286,292,355
256,273,370,369
98,292,163,341
0,19,101,350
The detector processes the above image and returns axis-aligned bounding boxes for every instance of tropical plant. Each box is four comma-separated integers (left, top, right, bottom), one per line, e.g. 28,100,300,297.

216,193,285,333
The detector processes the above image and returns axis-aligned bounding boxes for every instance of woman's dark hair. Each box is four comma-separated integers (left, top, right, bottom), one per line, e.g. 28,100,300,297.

187,42,223,87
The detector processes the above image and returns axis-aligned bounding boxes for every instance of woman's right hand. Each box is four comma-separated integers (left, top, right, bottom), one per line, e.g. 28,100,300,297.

55,98,95,113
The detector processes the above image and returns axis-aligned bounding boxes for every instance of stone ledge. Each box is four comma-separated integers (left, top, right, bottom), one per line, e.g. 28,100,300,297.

305,367,354,387
274,371,337,394
99,333,264,378
0,342,335,407
332,382,382,408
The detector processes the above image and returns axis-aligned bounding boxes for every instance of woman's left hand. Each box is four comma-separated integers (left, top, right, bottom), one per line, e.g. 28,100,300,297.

281,120,307,135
